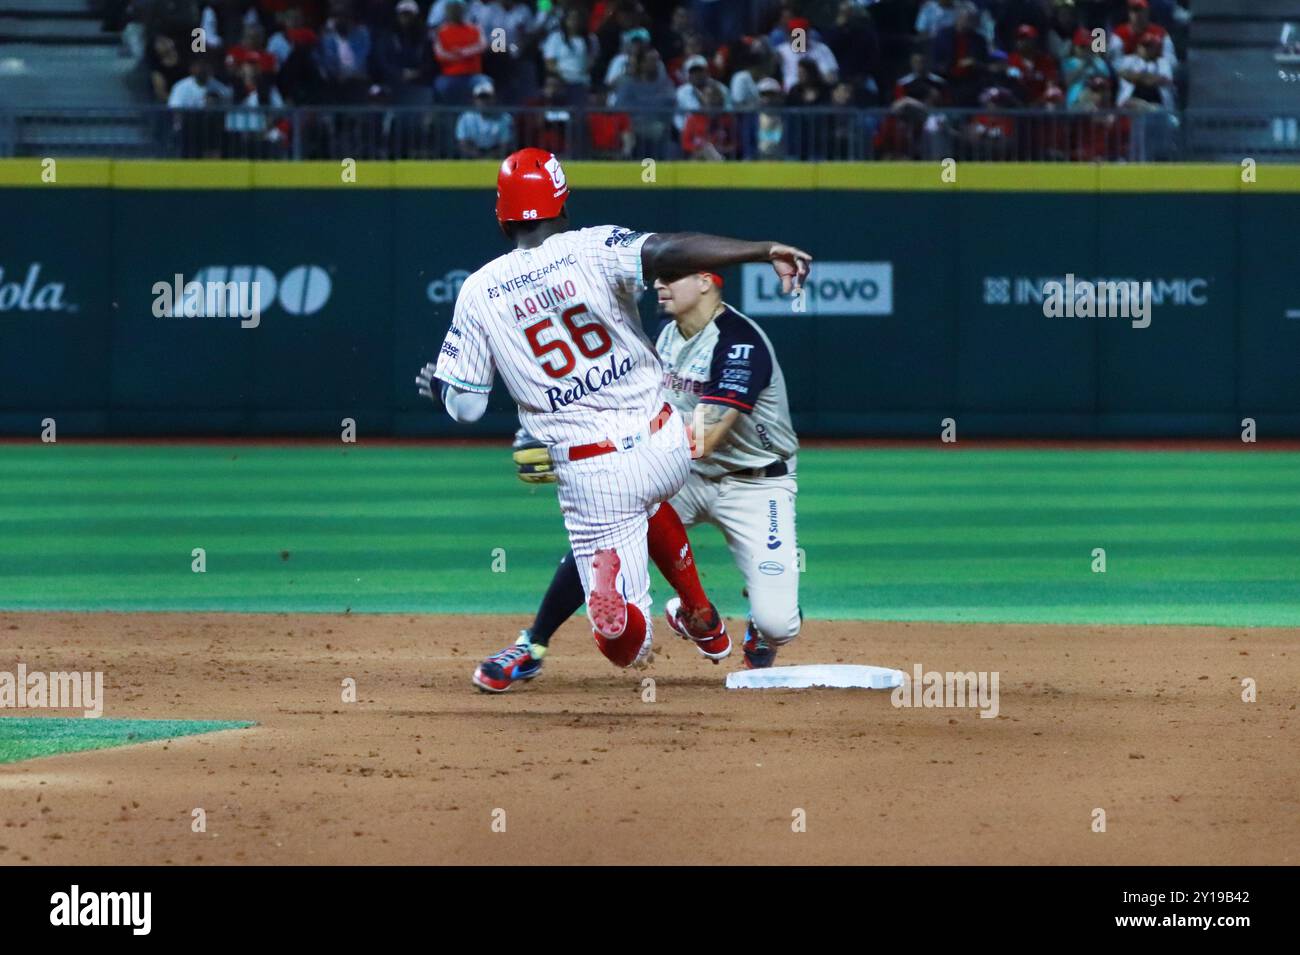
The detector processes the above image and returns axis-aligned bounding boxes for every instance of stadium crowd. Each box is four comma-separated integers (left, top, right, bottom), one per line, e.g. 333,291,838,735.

120,0,1191,160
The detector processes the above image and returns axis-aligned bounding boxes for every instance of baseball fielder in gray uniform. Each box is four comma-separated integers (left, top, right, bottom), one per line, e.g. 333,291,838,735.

654,270,801,657
476,268,801,684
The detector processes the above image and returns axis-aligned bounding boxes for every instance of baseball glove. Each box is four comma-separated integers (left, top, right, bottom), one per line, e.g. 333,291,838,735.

512,428,555,484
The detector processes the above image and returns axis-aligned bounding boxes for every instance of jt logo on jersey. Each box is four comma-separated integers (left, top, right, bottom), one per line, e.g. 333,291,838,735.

544,352,636,411
728,344,754,361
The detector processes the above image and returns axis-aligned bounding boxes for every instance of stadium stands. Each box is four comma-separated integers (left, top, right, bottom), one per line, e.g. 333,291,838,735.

1,1,1294,161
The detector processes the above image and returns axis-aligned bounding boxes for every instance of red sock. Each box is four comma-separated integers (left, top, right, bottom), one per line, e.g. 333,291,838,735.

647,503,711,615
593,602,648,668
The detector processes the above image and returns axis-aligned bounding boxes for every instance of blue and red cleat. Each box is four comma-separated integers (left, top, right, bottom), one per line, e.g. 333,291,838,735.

473,630,546,693
742,619,778,670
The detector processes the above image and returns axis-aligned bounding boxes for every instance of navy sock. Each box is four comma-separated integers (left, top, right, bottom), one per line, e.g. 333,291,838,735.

529,550,584,646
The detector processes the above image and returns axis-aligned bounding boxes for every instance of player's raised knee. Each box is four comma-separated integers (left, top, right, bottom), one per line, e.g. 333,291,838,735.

752,606,801,646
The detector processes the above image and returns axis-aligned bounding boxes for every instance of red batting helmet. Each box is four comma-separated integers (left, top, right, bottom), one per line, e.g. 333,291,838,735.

496,148,569,223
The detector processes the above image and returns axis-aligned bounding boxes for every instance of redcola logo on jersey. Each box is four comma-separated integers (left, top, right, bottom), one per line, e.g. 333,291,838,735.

545,353,635,411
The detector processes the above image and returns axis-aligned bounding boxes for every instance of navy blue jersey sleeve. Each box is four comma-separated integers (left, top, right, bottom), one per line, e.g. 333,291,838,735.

701,311,773,414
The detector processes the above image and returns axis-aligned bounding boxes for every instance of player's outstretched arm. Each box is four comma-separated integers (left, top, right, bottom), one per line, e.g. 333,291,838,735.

688,404,741,460
641,233,812,294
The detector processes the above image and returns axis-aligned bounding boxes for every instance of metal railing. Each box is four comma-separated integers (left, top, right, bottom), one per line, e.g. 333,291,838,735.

0,105,1295,162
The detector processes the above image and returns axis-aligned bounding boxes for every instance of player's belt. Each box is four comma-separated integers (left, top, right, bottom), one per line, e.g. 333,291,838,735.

565,403,674,462
727,460,790,479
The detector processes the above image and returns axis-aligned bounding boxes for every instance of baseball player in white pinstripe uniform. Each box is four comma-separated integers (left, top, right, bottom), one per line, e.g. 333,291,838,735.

417,148,810,688
486,270,802,686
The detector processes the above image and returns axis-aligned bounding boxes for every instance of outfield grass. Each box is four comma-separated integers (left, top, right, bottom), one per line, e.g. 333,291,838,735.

0,444,1297,626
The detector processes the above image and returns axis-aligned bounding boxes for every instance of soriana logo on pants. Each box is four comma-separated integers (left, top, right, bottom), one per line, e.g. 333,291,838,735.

741,261,893,317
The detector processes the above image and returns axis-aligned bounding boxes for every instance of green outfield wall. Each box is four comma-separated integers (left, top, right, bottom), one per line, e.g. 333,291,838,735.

2,160,1299,437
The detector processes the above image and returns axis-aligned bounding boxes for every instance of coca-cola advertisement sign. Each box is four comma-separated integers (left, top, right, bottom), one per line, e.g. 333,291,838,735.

0,264,71,313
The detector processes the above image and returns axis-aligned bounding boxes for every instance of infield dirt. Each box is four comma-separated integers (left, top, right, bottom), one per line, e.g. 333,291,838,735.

0,612,1295,865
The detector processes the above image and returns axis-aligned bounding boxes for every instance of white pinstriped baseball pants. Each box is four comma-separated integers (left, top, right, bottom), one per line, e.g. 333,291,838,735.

553,408,692,634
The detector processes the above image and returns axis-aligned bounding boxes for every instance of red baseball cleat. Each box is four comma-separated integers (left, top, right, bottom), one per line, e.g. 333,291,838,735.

664,596,732,663
588,549,652,668
587,548,628,638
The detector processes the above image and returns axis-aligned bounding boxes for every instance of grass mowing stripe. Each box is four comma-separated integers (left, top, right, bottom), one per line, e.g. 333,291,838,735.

1,445,1298,626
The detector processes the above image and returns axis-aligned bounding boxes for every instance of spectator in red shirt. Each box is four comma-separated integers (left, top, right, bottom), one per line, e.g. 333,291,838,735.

1075,74,1131,161
681,83,737,160
931,4,990,106
873,82,944,160
1118,32,1176,110
1111,0,1175,65
434,0,486,105
1006,24,1059,105
965,86,1017,160
225,22,276,77
1029,83,1074,161
585,87,633,158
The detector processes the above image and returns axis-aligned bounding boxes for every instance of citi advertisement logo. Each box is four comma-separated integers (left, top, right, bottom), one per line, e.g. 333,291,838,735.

0,263,71,313
427,269,469,304
163,265,333,319
742,261,893,317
